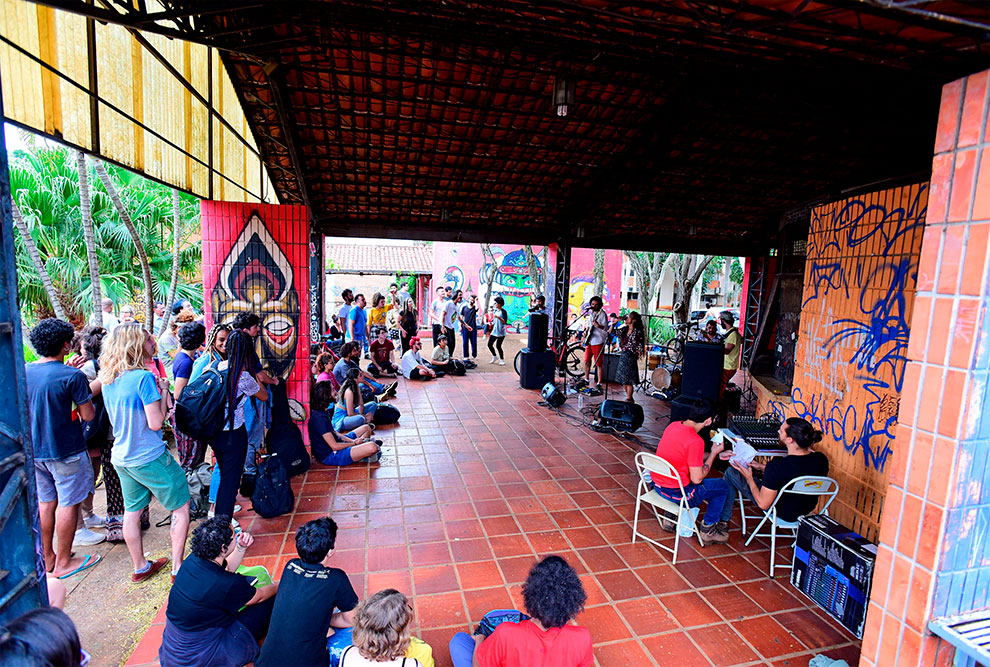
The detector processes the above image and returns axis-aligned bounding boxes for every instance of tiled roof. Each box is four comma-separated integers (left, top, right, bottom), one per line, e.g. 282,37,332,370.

326,243,434,275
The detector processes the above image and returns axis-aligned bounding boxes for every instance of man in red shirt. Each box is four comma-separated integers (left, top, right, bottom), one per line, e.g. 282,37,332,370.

367,327,398,378
652,399,733,543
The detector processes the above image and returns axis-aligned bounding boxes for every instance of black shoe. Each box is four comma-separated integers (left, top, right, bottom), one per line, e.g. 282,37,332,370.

239,474,257,499
384,381,399,396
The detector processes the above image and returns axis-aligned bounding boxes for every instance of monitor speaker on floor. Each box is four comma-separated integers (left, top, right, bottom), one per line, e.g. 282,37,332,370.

596,399,645,432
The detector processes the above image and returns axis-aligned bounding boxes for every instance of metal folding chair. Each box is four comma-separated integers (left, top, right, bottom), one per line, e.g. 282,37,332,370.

632,452,707,564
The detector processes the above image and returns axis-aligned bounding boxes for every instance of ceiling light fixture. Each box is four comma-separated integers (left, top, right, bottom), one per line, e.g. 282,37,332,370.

553,77,575,117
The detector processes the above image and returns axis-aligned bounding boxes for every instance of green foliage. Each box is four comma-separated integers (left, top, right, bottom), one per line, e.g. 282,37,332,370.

702,256,726,291
647,310,676,345
22,341,37,363
394,271,416,294
9,145,201,324
730,257,744,285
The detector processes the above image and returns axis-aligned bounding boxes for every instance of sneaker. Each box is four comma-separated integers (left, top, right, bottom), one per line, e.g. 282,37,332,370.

698,522,730,545
375,393,390,403
132,557,169,583
73,528,106,547
498,359,505,366
384,381,399,396
83,513,106,529
490,356,498,364
660,516,676,533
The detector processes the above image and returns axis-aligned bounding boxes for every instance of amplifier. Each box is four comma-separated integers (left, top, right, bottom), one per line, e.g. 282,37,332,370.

596,399,644,432
791,514,876,638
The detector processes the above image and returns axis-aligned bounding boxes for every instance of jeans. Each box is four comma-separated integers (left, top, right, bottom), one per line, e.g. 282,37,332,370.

657,477,734,525
213,426,248,518
444,326,456,354
488,335,505,359
449,632,477,667
462,327,477,358
723,466,758,505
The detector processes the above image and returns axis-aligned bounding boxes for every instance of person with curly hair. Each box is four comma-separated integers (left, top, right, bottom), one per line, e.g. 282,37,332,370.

190,322,230,381
99,323,191,582
171,321,207,470
309,381,380,466
160,516,277,667
257,517,359,666
340,589,423,667
312,352,336,384
449,555,593,667
25,318,102,578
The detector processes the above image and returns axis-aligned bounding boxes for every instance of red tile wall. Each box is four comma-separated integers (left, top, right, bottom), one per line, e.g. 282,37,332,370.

859,69,990,667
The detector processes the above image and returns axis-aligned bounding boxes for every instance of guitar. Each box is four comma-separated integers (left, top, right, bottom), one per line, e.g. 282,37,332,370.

584,308,605,345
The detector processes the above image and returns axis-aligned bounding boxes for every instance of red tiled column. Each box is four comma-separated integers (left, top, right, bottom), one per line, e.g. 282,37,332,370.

860,70,990,667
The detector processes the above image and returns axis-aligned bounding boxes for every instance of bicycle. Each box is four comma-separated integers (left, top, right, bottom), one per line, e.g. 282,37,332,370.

513,326,586,378
661,320,699,365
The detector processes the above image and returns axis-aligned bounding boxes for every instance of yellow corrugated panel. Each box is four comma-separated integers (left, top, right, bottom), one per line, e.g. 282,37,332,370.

0,0,274,203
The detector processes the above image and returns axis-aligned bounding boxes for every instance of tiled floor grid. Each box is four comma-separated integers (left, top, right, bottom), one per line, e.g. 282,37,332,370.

126,373,861,666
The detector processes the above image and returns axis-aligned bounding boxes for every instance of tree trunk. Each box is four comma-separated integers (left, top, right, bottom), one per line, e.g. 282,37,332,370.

671,254,717,324
481,243,497,313
94,160,155,329
77,153,102,326
11,201,67,320
161,188,183,336
523,245,542,297
593,248,605,299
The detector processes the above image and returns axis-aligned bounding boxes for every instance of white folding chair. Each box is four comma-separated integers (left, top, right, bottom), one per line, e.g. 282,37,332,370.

739,475,839,576
632,452,707,564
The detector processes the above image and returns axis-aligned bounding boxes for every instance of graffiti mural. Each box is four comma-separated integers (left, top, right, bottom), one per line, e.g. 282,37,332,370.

202,203,311,424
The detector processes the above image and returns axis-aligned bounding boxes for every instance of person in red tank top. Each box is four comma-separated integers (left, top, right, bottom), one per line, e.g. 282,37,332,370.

448,556,593,667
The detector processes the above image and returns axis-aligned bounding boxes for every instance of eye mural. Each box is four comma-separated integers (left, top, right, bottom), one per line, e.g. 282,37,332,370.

211,213,300,382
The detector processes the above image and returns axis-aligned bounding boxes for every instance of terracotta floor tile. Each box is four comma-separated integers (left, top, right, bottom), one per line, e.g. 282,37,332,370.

417,591,468,629
660,591,722,628
498,556,538,584
734,616,806,658
614,540,666,568
449,539,494,562
456,561,505,589
711,553,771,583
474,499,511,518
563,526,609,549
489,534,533,558
616,597,679,635
636,564,693,595
368,525,407,547
410,542,453,567
445,518,485,540
577,546,627,573
405,505,442,524
553,509,593,529
366,570,412,596
413,565,461,595
580,574,610,606
332,549,366,573
482,515,521,536
575,604,633,643
738,580,805,614
705,584,765,621
677,559,733,588
247,533,286,556
438,502,475,523
407,522,447,545
641,631,712,665
125,623,165,666
775,609,850,649
692,623,760,667
593,639,654,666
514,512,557,532
596,569,651,601
464,586,514,619
526,531,569,554
368,545,409,572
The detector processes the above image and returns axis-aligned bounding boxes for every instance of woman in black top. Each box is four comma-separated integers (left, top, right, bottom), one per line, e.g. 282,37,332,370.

616,311,645,402
160,517,278,667
399,299,418,353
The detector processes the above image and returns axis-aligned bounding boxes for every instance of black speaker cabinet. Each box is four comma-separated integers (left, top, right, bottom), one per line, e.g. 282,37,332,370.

527,313,549,352
597,399,645,432
519,349,556,389
669,394,711,423
600,352,621,383
681,341,723,403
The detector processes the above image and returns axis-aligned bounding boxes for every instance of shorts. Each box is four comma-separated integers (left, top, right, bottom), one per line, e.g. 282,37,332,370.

34,452,94,506
319,446,356,467
116,451,190,513
584,343,604,364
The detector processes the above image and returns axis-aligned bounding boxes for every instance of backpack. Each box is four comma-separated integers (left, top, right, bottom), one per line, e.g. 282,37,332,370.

174,365,228,442
82,360,111,448
450,359,467,376
265,383,310,477
251,453,294,518
373,403,401,425
185,462,213,520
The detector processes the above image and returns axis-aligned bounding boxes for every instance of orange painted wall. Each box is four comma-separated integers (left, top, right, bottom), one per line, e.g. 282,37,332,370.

758,183,928,540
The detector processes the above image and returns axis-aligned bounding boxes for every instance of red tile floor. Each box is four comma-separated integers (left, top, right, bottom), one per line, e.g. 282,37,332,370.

126,372,861,666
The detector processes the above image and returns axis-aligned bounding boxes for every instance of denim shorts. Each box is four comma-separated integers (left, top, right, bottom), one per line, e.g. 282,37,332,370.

34,452,94,506
116,451,190,513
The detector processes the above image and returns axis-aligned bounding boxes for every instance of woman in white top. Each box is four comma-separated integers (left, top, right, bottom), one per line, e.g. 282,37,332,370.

340,589,421,667
212,330,268,519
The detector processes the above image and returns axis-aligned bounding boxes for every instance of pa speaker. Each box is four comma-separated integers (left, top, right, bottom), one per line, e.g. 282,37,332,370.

527,313,549,352
681,341,723,403
519,349,555,389
670,395,712,423
597,399,644,432
600,352,621,383
541,382,566,408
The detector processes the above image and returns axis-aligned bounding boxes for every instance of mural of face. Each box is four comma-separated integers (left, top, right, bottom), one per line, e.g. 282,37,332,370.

444,265,464,292
492,249,541,327
211,213,300,381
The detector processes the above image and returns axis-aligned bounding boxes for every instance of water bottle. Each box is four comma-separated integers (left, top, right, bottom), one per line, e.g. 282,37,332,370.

578,392,584,410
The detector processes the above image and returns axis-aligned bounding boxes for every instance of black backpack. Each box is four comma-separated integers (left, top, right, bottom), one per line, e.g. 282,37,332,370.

175,365,228,442
82,360,111,448
451,359,467,376
373,403,401,425
251,453,294,518
264,382,310,477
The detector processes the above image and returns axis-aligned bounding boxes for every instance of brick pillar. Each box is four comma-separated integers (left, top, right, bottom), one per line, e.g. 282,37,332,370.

860,70,990,667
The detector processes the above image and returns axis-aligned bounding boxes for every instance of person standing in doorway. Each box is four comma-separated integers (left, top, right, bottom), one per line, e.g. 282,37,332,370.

580,296,609,396
347,294,370,357
459,293,479,362
338,290,354,337
488,296,508,365
430,287,446,349
720,311,741,393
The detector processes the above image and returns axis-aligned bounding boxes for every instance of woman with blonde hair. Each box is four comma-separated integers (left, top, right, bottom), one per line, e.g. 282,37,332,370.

98,323,191,582
340,589,422,666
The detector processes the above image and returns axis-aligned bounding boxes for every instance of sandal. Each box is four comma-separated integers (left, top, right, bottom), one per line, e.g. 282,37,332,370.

57,553,103,579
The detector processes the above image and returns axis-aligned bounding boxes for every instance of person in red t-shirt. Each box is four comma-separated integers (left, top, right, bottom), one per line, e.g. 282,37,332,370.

367,327,398,378
652,399,733,544
448,556,593,667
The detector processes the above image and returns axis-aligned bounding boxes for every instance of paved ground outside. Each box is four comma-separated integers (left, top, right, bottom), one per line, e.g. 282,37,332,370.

107,369,860,667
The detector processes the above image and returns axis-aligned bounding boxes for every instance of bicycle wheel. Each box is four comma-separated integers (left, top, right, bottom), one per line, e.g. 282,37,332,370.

563,344,585,377
514,350,522,375
664,337,684,365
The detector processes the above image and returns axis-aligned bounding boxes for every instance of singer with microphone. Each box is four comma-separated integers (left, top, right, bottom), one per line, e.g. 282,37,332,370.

577,296,609,396
615,312,645,402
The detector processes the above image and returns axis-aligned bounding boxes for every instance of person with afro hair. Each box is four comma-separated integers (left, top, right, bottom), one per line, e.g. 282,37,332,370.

448,555,593,667
160,516,277,667
25,318,103,578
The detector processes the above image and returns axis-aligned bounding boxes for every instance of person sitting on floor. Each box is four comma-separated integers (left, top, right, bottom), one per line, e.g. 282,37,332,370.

400,337,437,381
333,341,396,403
257,517,360,667
725,417,830,521
160,516,277,667
429,334,456,374
367,327,399,378
448,555,593,667
333,369,378,433
341,589,426,667
651,398,732,544
313,352,336,384
309,381,381,466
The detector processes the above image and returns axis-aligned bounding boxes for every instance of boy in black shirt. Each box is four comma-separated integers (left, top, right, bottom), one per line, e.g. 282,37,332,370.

726,417,830,522
256,517,359,666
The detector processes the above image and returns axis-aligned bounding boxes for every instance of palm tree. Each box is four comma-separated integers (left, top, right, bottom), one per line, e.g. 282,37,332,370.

77,152,102,326
161,188,183,336
10,199,66,320
94,159,155,328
